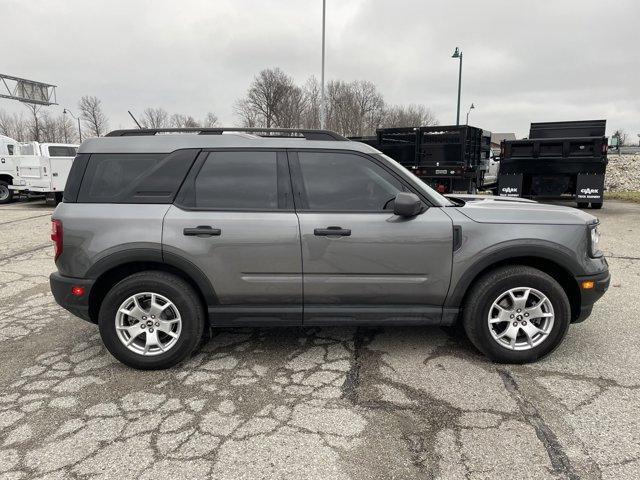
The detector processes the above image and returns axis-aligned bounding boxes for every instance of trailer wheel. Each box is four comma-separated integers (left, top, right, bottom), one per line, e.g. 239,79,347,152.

577,202,589,209
0,181,13,204
590,203,603,210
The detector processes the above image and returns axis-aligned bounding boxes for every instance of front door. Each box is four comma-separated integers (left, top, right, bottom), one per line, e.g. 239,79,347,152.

163,150,302,325
290,150,453,325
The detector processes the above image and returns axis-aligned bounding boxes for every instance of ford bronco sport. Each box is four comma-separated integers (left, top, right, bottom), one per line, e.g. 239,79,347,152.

50,128,610,369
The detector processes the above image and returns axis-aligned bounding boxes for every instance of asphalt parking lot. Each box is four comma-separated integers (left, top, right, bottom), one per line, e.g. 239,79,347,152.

0,199,638,479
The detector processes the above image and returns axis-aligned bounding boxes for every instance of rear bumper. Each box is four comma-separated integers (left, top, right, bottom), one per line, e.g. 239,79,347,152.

573,268,610,323
50,272,95,323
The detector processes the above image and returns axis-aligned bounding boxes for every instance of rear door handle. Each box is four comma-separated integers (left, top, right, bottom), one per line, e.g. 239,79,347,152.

314,226,351,237
183,225,221,237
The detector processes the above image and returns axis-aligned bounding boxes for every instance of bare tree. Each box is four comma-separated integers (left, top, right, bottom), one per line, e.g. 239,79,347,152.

382,104,438,128
170,114,200,128
235,68,297,128
78,95,109,137
301,77,321,129
140,108,169,128
203,112,219,127
234,67,438,136
0,110,29,141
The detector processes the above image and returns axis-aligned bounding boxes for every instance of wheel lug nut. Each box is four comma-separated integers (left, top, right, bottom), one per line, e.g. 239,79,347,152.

522,321,527,326
524,313,529,317
155,322,159,327
513,322,518,327
151,315,155,319
142,316,147,320
517,309,521,313
149,328,154,333
510,314,514,319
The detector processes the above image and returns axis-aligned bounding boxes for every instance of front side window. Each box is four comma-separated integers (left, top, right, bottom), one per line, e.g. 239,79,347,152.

297,151,403,211
194,151,279,209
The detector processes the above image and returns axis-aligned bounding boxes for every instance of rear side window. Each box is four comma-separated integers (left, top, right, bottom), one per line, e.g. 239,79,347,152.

75,149,199,203
48,146,77,157
193,151,279,209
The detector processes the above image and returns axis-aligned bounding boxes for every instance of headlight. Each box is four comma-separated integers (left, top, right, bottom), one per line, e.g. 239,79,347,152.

588,222,602,258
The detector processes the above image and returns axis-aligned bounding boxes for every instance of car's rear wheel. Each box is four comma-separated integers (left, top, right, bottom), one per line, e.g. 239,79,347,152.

98,271,205,369
590,202,603,209
462,265,571,363
0,181,13,204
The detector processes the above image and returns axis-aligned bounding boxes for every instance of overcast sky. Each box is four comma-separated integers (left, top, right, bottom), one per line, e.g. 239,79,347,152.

1,0,638,139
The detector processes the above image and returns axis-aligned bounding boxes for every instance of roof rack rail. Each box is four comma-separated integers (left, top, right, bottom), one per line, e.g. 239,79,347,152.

105,127,348,141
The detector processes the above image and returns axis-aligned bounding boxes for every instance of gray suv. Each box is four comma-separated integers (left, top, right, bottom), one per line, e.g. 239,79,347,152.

50,128,610,369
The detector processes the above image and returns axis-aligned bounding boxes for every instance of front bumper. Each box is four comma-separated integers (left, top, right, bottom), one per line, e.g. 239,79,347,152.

50,271,95,323
573,268,610,323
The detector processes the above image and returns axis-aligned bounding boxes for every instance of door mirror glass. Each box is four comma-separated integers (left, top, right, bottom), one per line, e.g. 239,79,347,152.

393,192,423,217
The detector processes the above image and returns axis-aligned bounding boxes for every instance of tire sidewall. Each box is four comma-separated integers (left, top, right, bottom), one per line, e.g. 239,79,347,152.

98,274,204,369
472,272,570,363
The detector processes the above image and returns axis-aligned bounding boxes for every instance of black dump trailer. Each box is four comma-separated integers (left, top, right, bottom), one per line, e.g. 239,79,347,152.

498,120,608,208
351,125,492,193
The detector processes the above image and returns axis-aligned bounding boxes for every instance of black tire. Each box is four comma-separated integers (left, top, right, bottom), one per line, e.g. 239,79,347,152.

98,271,205,370
577,202,589,209
0,180,13,204
462,265,571,364
590,203,603,210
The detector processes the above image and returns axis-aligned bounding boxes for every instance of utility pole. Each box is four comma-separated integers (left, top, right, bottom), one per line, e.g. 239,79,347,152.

452,48,463,126
63,109,82,142
320,0,327,129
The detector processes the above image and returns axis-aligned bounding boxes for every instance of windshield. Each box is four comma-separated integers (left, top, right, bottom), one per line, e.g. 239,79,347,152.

374,153,454,206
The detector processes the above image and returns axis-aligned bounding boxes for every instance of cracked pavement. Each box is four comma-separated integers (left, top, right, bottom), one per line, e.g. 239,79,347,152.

0,199,638,479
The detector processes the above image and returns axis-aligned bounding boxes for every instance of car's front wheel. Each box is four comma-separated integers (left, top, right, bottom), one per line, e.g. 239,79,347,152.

98,271,205,369
462,265,571,363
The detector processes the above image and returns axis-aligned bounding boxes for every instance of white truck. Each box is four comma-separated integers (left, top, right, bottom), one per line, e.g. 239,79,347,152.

0,135,18,204
8,141,78,204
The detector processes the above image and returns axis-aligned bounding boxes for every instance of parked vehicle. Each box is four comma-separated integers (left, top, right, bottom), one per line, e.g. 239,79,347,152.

50,128,610,369
483,150,500,189
0,135,18,204
9,142,78,204
498,120,607,209
351,125,492,194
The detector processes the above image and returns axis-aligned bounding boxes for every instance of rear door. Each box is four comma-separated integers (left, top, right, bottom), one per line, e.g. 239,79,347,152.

162,149,302,325
290,150,453,325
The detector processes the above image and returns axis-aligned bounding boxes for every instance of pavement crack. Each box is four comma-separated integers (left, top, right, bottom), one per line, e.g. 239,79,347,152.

341,327,365,403
0,243,52,262
0,213,51,226
497,368,583,480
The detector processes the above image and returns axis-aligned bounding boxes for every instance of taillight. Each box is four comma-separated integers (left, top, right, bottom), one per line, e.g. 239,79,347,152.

51,219,63,260
602,141,608,155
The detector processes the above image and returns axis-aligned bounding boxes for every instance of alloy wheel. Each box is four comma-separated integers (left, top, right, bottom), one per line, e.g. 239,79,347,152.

487,287,554,351
115,292,182,356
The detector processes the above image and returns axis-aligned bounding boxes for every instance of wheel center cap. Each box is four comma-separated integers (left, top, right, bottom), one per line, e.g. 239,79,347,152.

516,315,523,321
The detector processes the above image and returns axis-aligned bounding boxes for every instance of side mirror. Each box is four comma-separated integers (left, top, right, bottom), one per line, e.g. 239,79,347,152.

393,192,423,217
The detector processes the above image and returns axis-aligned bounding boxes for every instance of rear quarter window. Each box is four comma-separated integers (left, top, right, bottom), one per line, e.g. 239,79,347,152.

75,149,199,204
48,146,78,157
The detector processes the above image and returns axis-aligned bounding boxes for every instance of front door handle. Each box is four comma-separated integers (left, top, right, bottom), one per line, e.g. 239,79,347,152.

314,226,351,237
183,225,222,237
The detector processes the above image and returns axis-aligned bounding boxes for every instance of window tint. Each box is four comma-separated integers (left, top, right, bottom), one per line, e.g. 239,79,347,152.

194,151,279,209
76,150,198,203
298,152,403,211
48,146,77,157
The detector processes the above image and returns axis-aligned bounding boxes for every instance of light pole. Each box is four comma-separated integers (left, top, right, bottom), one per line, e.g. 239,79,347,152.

452,47,463,126
466,103,475,125
320,0,327,129
63,108,82,143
